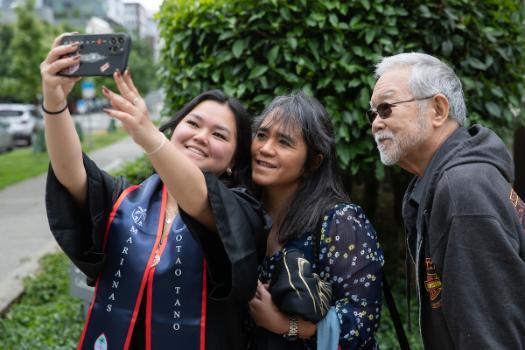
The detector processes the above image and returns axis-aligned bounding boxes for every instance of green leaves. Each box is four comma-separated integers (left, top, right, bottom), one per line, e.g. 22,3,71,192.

248,65,268,79
0,254,84,350
267,46,280,65
157,0,525,179
232,39,245,58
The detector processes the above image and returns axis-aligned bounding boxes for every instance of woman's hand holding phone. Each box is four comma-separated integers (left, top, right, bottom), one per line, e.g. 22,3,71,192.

40,32,82,111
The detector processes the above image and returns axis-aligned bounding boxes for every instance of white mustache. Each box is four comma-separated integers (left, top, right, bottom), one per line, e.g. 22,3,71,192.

374,130,394,144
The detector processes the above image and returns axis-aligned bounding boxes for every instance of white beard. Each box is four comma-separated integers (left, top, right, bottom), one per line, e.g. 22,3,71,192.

375,130,402,165
374,112,428,166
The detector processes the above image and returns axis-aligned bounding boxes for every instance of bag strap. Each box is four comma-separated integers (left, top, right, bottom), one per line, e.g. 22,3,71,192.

382,271,411,350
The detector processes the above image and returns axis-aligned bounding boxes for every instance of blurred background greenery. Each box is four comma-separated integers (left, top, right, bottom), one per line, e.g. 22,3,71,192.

0,0,158,106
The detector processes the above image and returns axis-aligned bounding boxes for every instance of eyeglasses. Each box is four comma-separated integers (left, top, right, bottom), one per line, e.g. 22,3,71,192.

366,95,435,125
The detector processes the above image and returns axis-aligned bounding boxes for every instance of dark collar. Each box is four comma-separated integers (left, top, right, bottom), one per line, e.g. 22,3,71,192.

408,126,468,208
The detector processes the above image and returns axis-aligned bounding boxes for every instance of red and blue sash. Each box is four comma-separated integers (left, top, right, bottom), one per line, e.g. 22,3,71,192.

77,175,207,350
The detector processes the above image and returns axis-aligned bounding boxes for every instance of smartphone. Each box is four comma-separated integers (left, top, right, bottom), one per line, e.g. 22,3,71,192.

58,33,131,77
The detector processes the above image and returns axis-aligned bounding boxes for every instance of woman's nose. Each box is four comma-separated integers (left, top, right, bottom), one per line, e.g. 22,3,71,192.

258,140,275,156
192,128,209,145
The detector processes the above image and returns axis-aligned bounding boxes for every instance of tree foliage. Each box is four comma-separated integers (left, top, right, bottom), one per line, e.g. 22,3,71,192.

157,0,525,179
123,34,159,95
0,0,158,104
0,0,56,103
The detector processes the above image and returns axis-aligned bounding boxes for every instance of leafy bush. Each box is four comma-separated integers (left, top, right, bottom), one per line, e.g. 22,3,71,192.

157,0,525,179
0,254,84,350
111,154,154,183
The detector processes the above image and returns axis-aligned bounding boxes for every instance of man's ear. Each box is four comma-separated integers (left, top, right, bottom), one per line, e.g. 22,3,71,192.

431,94,449,127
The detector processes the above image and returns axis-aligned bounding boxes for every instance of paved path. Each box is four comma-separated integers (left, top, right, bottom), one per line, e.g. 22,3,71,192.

0,137,143,313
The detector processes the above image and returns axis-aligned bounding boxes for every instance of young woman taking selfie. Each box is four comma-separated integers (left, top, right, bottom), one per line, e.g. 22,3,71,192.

41,33,268,350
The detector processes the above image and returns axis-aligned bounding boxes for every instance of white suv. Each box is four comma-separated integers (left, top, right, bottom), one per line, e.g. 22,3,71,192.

0,104,43,146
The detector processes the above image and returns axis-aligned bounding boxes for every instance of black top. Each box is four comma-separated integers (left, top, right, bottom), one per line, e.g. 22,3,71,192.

46,154,269,349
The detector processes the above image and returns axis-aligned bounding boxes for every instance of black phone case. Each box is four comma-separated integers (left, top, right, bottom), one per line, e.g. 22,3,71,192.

58,33,131,77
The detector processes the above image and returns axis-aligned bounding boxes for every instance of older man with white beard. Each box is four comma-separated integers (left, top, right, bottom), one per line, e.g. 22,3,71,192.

368,52,525,349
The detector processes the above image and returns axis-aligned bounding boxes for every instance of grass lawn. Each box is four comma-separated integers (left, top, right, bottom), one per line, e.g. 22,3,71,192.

0,128,127,190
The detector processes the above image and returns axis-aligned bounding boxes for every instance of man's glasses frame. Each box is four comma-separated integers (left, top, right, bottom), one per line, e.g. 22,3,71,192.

366,95,435,125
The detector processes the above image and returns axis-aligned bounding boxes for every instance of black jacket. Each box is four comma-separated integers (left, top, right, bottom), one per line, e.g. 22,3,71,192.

403,125,525,349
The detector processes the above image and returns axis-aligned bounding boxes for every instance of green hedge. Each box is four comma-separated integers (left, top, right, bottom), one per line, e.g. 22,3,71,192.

112,154,154,183
0,254,84,349
157,0,525,179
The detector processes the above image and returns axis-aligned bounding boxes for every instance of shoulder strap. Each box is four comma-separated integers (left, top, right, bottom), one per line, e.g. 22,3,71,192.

382,271,411,350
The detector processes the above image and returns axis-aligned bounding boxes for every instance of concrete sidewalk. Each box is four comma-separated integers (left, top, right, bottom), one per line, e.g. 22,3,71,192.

0,137,143,313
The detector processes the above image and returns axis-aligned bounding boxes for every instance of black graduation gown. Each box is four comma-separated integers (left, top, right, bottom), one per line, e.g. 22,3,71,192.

45,154,269,350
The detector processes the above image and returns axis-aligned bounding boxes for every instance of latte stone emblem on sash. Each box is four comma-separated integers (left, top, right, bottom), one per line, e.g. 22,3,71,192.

94,333,108,350
132,206,147,227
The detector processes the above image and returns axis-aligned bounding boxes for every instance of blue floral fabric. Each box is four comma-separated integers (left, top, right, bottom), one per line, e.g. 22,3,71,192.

258,203,384,349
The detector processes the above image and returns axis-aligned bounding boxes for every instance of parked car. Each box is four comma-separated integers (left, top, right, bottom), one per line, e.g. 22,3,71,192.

0,104,43,146
0,121,15,153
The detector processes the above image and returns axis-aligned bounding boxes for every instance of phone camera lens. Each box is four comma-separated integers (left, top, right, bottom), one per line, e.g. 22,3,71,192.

110,37,117,45
118,37,124,44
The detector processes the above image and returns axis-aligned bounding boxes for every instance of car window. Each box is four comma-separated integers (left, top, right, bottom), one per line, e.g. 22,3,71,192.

30,110,42,118
0,110,24,117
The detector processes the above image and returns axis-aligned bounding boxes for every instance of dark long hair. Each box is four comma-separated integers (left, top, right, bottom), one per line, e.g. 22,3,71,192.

159,90,252,187
253,92,349,243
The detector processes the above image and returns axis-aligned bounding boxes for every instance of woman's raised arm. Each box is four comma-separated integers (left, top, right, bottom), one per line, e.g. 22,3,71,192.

40,33,86,206
102,70,215,230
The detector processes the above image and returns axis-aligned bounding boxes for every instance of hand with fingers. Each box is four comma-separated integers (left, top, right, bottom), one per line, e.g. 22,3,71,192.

40,32,82,113
249,280,289,335
102,69,165,153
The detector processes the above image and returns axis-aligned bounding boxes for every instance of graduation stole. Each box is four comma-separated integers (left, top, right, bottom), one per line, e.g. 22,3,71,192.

77,175,207,350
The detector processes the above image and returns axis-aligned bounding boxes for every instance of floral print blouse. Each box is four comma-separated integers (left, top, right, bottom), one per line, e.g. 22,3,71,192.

258,203,384,349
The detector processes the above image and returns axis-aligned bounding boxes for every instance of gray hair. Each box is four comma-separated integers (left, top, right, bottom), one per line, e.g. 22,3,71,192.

374,53,467,126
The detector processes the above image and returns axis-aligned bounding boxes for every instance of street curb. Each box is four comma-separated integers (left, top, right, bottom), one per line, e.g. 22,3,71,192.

0,240,60,315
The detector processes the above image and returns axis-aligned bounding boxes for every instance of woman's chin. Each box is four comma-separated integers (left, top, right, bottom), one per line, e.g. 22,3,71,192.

251,174,274,187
